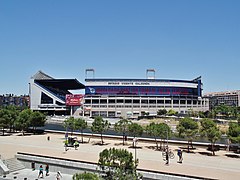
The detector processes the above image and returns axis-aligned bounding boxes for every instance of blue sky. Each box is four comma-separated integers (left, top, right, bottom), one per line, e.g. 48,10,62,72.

0,0,239,95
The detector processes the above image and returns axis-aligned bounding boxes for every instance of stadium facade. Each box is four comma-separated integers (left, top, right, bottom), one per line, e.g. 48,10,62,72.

29,70,209,118
83,75,209,118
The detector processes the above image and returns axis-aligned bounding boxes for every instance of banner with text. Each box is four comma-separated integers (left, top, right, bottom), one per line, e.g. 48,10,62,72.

65,94,84,106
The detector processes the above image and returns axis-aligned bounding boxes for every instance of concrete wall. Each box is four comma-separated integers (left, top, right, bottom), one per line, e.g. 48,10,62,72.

15,152,205,180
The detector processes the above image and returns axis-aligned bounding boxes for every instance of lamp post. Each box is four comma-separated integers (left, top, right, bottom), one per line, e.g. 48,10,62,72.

133,137,137,177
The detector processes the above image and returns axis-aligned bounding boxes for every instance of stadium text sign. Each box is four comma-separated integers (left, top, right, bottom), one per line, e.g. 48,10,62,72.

65,94,84,106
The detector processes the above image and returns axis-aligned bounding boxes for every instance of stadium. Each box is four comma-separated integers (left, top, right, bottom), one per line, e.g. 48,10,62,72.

30,70,209,118
29,71,85,115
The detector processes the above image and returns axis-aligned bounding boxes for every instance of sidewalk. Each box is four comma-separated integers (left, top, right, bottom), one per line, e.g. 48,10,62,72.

0,169,73,180
0,133,239,180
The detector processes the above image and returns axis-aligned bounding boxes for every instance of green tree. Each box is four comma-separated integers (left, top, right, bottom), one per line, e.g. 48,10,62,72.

128,123,143,138
72,172,100,180
15,109,32,135
228,122,240,144
0,109,9,135
75,118,88,143
177,117,199,152
30,111,46,134
64,117,75,136
114,119,131,145
91,116,110,144
98,148,140,180
146,122,171,150
4,105,19,132
200,119,221,155
167,109,178,116
157,109,167,116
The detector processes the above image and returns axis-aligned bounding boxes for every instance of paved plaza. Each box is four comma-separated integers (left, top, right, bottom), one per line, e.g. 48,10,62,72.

0,132,240,180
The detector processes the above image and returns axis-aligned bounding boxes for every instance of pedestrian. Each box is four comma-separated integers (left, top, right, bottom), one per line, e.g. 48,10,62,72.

47,136,50,141
177,148,183,163
165,148,169,165
38,165,44,178
74,140,79,150
64,140,68,151
45,164,49,176
56,171,62,180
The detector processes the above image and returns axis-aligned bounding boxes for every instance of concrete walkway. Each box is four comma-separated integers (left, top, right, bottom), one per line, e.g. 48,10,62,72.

0,133,240,180
0,169,73,180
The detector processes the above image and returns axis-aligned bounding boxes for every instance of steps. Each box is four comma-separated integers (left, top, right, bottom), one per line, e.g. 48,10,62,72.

3,158,25,172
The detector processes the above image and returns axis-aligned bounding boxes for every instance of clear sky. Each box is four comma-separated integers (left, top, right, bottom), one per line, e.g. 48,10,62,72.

0,0,239,95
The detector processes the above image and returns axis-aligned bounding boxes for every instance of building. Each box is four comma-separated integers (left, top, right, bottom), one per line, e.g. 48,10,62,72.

29,71,85,115
204,90,240,110
0,94,29,108
83,71,209,118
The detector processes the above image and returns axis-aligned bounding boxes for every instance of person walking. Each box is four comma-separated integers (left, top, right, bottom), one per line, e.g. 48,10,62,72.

45,164,49,176
177,148,183,163
165,147,169,165
38,165,44,178
56,171,62,180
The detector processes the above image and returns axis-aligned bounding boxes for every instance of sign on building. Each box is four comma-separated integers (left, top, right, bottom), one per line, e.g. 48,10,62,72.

65,94,84,106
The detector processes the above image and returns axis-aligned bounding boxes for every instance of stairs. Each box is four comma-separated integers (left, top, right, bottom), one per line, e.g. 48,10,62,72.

3,158,25,172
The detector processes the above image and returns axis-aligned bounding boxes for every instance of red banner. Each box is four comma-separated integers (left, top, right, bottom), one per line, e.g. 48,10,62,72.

65,94,84,106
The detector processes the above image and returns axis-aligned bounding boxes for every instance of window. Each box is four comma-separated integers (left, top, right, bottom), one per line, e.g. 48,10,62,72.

117,99,124,103
173,100,179,104
100,99,107,104
108,99,115,103
149,100,156,104
141,99,148,104
92,99,99,104
125,99,132,104
157,100,164,104
180,100,185,104
85,99,91,104
165,100,171,104
133,99,140,104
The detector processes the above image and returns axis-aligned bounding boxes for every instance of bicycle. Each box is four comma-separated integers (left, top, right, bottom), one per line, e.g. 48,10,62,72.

162,148,175,160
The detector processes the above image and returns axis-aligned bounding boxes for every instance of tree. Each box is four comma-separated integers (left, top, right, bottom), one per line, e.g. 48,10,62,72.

30,111,46,134
0,109,9,135
98,148,140,180
176,117,198,152
146,122,171,150
72,172,100,180
157,109,167,116
200,119,221,156
75,118,88,143
128,123,143,138
63,117,75,136
15,109,32,135
91,116,110,144
4,105,19,132
167,109,178,116
114,119,131,145
228,122,240,144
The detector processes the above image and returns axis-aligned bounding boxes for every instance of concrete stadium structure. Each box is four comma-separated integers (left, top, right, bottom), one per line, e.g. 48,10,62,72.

29,71,84,115
83,70,209,118
29,70,209,117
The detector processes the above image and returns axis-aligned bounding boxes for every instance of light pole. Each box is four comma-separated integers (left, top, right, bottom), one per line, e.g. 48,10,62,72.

133,137,137,177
